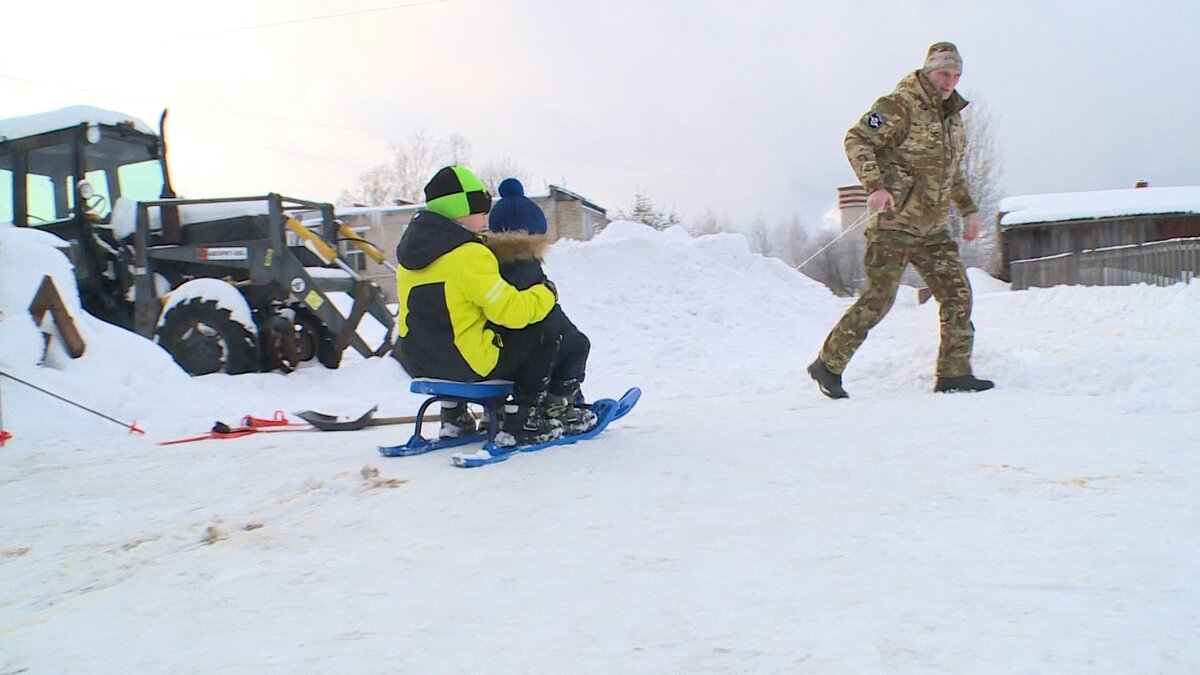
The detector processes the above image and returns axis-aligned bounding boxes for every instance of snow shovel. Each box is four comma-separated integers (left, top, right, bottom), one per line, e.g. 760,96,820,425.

294,405,479,431
294,405,383,431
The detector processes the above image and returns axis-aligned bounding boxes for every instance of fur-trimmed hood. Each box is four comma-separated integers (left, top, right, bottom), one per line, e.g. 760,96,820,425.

485,231,549,264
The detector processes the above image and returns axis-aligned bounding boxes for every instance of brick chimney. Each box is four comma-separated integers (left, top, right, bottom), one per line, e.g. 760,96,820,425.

837,185,868,232
1135,180,1149,188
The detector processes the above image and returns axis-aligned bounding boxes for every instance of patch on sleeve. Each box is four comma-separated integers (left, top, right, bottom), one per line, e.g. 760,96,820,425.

867,112,885,129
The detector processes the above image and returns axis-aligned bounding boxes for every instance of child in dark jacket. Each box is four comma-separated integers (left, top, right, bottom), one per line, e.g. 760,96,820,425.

487,178,596,433
395,166,563,446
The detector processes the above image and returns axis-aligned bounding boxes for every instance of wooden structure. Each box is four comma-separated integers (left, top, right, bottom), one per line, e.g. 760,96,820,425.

28,275,86,359
998,186,1200,289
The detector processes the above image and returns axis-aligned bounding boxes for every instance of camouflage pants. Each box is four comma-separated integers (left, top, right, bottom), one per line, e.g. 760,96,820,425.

819,227,974,377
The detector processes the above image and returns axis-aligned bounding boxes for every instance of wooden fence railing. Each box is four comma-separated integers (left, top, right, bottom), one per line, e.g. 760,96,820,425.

1010,237,1200,290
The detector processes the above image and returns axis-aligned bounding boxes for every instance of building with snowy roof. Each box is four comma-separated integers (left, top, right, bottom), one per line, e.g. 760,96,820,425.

997,184,1200,290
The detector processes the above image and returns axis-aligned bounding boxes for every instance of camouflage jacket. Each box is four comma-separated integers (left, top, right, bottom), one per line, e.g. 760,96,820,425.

845,70,977,236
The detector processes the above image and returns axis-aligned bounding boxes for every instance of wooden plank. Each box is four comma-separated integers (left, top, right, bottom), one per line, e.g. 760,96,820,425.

28,276,86,358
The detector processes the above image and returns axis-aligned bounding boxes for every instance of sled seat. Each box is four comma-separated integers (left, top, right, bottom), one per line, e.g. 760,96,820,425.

410,378,513,400
402,379,514,451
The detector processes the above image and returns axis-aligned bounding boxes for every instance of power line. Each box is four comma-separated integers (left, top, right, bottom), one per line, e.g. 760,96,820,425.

189,130,372,171
1,74,780,190
0,74,390,140
0,72,793,194
181,0,453,39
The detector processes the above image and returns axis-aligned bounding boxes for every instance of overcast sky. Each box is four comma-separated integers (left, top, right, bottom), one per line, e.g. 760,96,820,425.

3,0,1197,231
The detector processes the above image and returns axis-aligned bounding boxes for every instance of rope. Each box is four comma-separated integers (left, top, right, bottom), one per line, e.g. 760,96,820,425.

796,209,872,270
0,369,144,434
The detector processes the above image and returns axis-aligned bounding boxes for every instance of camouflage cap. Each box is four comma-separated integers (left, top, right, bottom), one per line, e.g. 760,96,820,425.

923,42,962,72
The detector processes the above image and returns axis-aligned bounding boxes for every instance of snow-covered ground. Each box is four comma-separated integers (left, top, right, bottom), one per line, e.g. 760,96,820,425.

1,221,1198,673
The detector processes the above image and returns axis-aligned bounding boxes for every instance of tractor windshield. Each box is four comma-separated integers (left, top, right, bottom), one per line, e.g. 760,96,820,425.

81,128,165,218
0,124,165,226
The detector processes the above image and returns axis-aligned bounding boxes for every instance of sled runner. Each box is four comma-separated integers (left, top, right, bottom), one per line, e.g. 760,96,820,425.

449,386,641,467
378,378,641,466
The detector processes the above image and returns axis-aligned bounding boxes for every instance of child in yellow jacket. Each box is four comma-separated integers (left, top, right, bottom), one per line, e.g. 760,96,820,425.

394,165,562,446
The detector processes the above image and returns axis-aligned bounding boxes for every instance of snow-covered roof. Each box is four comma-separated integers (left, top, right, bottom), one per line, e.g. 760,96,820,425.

547,184,606,213
338,184,608,218
999,186,1200,228
338,204,421,217
0,105,157,143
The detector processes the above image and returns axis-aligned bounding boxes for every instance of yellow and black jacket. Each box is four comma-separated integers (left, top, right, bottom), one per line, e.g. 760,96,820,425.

395,210,556,380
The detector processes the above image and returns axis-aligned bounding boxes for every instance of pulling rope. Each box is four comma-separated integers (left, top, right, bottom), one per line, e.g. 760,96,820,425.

795,209,872,270
0,369,145,435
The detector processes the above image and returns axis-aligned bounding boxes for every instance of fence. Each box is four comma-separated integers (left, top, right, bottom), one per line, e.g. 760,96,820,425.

1010,237,1200,290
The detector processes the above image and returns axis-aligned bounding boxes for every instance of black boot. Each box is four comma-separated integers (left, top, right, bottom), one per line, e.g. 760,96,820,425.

477,397,508,437
544,385,598,435
498,397,564,447
808,359,848,399
437,401,476,439
934,375,995,393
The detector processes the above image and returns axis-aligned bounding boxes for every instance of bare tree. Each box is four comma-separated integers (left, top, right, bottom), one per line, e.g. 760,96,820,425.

688,210,729,237
337,164,399,207
954,96,1005,275
392,131,443,204
744,217,772,255
339,132,524,207
799,228,854,296
476,158,528,194
777,215,810,268
445,134,472,165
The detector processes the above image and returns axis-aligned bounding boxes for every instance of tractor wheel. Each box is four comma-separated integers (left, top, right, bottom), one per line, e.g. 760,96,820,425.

269,309,341,371
156,299,260,375
295,308,342,369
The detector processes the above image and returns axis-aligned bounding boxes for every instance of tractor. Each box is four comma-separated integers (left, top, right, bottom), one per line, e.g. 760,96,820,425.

0,105,395,375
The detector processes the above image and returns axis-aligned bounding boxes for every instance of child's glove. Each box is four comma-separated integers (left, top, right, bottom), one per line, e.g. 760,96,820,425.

541,279,558,300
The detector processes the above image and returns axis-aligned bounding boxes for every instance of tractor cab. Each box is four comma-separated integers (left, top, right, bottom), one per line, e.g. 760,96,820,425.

0,106,168,326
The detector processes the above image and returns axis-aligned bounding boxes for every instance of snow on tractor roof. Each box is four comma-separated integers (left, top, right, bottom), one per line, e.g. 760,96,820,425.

999,186,1200,228
0,105,157,142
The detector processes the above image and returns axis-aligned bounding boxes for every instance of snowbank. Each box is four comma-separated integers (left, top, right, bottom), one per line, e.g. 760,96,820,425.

2,218,1199,672
0,225,192,435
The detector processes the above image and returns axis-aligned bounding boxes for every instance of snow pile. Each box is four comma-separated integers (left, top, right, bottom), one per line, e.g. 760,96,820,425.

0,225,79,367
547,221,839,401
0,226,192,434
2,219,1199,672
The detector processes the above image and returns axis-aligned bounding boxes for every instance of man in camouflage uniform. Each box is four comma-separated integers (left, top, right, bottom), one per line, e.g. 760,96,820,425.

808,41,994,398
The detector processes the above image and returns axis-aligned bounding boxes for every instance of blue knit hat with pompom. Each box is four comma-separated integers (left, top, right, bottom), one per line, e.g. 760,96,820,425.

487,178,547,235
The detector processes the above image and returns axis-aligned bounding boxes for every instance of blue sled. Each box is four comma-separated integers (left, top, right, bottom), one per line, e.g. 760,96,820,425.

450,387,641,468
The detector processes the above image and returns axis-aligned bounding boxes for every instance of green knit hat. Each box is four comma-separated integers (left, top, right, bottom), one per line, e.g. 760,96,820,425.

424,165,492,220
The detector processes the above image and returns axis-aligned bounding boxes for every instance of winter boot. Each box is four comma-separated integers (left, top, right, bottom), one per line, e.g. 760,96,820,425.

808,359,848,399
437,401,477,439
934,375,995,393
477,397,508,437
544,386,598,435
497,397,564,447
